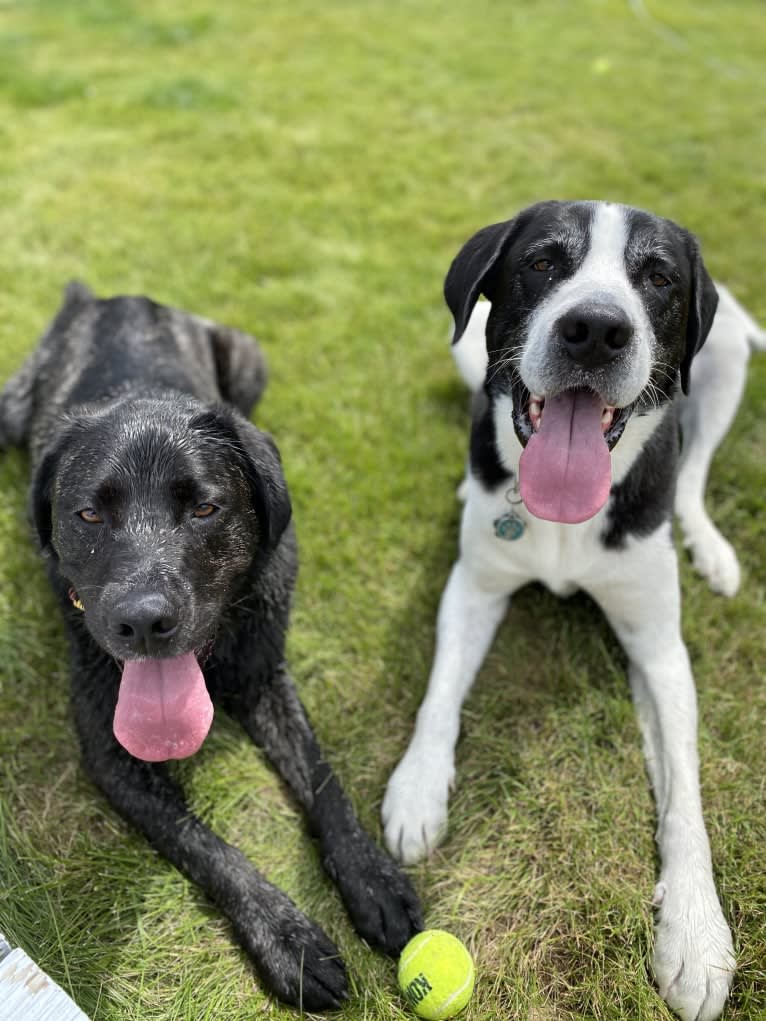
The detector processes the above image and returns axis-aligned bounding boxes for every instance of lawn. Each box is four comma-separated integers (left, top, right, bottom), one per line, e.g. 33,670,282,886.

0,1,764,1019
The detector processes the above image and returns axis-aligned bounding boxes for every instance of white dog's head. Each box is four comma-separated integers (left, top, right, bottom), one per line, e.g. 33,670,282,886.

445,200,718,522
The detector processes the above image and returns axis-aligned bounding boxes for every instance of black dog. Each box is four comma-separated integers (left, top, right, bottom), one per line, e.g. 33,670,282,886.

0,282,421,1011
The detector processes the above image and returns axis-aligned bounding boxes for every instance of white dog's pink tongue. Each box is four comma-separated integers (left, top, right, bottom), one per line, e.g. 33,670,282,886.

519,390,612,524
114,653,214,762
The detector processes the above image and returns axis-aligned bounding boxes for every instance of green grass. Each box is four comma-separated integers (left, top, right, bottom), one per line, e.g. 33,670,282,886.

0,1,764,1018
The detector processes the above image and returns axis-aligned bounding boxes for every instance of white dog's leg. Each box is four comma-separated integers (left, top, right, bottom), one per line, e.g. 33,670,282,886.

590,537,734,1021
675,321,749,597
382,558,514,864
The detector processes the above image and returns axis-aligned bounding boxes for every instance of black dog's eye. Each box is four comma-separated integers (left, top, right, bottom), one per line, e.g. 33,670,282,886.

193,503,219,519
78,508,103,524
649,271,671,288
531,258,554,272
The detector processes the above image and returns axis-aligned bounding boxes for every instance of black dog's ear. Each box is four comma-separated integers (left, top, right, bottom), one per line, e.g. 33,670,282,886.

189,407,291,553
444,218,521,344
680,232,718,395
30,439,66,558
237,421,292,551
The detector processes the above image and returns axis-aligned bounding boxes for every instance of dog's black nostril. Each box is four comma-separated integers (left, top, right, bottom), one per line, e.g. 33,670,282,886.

562,319,590,346
112,592,180,647
605,323,631,351
558,304,633,367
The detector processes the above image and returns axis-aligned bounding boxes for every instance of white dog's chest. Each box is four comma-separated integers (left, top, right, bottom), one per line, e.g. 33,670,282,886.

459,396,671,598
460,479,612,597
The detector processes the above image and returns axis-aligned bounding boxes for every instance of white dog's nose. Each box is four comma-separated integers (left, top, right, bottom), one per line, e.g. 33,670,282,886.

557,302,633,368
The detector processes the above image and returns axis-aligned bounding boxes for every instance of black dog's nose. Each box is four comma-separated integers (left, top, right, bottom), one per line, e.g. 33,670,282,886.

558,304,633,368
113,592,180,645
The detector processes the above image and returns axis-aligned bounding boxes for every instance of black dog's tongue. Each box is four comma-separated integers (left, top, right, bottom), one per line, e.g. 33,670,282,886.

113,653,214,762
519,390,612,523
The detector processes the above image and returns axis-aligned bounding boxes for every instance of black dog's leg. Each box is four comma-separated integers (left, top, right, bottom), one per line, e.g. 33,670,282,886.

70,657,348,1011
226,664,422,954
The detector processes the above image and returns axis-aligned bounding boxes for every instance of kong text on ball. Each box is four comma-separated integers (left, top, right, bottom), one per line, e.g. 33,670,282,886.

397,929,475,1019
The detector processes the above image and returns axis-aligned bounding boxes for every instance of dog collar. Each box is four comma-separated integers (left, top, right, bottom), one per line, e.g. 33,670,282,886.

68,588,85,611
494,473,526,541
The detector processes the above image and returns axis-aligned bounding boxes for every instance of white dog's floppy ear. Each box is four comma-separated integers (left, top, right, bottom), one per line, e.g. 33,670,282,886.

444,218,520,344
680,232,719,395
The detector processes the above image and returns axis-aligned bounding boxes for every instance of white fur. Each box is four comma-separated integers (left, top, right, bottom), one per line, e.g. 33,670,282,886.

451,278,760,595
521,204,653,407
452,300,491,391
382,213,761,1021
383,451,736,1021
675,283,764,594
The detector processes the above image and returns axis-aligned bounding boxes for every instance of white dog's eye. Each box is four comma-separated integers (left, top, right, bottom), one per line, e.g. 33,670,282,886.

649,271,671,287
531,258,554,272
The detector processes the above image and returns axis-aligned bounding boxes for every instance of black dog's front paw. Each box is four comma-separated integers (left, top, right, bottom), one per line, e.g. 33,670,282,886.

323,831,422,956
233,899,348,1011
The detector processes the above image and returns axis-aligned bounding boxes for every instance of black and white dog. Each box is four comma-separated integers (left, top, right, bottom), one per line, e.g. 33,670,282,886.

382,201,764,1021
0,283,420,1012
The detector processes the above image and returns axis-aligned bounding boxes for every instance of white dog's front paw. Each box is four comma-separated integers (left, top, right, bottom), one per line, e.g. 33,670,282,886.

382,743,453,865
652,879,735,1021
680,518,741,597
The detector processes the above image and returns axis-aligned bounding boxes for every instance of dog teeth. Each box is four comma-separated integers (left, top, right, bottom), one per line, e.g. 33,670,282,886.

601,406,615,432
529,396,544,431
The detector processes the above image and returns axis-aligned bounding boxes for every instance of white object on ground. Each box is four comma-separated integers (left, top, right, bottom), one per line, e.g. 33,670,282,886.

0,933,90,1021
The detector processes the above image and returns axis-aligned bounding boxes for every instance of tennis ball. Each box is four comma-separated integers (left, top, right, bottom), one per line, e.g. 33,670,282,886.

398,929,475,1019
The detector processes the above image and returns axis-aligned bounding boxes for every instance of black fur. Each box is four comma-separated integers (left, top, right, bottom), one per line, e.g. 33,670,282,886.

448,201,718,542
601,405,681,548
469,395,511,489
0,284,421,1012
678,231,719,395
445,200,592,348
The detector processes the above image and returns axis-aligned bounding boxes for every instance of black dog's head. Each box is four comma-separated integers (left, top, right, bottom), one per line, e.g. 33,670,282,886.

31,397,291,759
445,200,718,522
